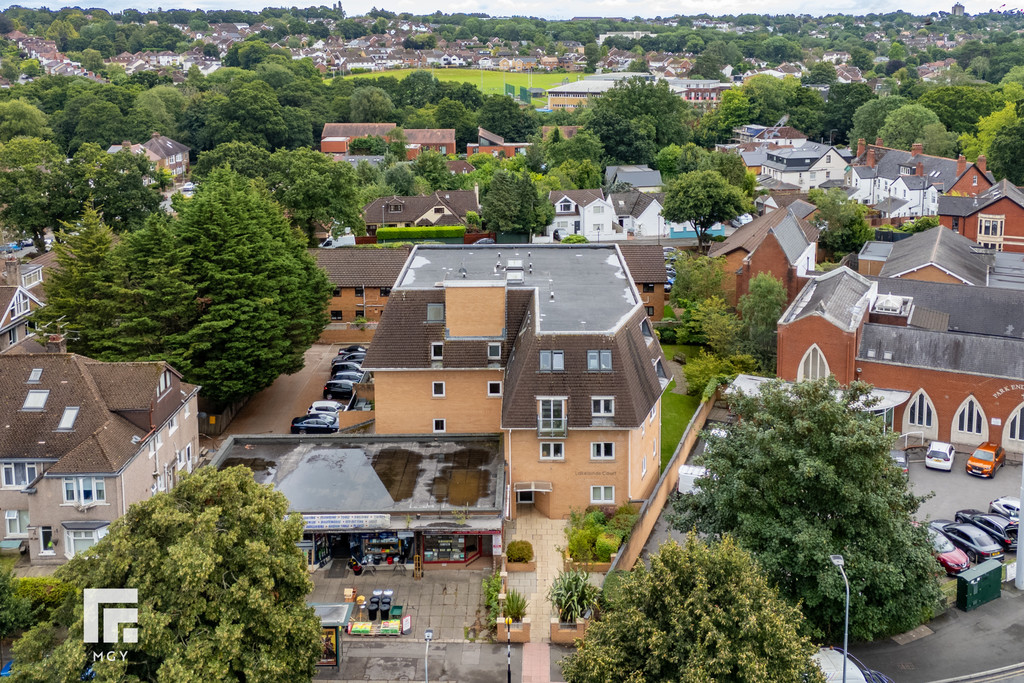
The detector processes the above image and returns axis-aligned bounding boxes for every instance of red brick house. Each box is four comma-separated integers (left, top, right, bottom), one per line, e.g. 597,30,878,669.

938,179,1024,253
466,128,531,158
320,123,455,158
314,247,411,327
403,128,456,158
616,244,669,320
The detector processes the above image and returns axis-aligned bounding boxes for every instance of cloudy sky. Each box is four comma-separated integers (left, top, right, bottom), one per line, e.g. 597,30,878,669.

0,0,996,19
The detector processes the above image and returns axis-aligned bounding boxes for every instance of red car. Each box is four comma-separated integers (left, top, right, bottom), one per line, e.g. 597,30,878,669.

928,528,970,574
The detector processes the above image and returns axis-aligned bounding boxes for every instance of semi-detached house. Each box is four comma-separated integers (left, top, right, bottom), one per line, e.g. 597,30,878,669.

362,244,669,520
545,190,620,242
758,141,847,192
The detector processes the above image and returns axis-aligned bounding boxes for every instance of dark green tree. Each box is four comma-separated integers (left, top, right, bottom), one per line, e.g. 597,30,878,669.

0,137,65,251
810,187,873,256
877,103,944,150
57,144,161,232
0,99,52,142
671,377,943,641
482,169,550,234
0,570,32,668
265,147,365,242
560,536,825,683
411,150,453,191
662,171,748,252
544,129,604,167
192,141,272,180
11,466,321,681
349,86,395,123
988,118,1024,185
587,78,693,164
917,86,998,135
738,272,787,372
823,83,875,145
850,95,909,146
477,95,538,142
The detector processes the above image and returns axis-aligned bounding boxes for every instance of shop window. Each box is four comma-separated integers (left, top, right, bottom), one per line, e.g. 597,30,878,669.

423,534,477,562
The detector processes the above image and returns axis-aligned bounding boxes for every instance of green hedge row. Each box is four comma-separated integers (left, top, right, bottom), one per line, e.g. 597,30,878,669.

376,226,466,240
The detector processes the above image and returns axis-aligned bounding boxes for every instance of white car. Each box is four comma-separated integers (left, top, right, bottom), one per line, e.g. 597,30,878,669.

308,400,346,416
990,496,1020,521
925,441,956,471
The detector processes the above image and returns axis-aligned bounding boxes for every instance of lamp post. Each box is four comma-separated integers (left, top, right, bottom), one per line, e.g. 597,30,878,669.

1017,466,1024,589
830,555,849,683
505,617,512,683
424,628,433,683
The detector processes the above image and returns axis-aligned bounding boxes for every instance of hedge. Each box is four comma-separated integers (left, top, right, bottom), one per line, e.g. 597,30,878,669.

16,576,75,616
376,226,466,240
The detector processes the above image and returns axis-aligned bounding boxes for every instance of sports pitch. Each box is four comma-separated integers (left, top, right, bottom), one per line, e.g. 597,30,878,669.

345,67,585,105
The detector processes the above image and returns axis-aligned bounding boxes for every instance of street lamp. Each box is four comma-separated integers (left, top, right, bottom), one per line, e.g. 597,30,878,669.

505,617,512,683
424,629,433,683
830,555,849,683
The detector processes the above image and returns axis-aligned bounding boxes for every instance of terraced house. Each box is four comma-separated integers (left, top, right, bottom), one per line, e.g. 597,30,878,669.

362,244,669,520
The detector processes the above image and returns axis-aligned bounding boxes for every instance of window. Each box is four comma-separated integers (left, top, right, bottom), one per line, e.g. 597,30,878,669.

973,175,978,186
158,369,172,395
587,350,612,372
332,286,342,297
12,292,29,317
331,310,344,321
2,462,36,488
592,205,604,214
40,526,54,555
168,415,178,434
590,485,614,504
65,528,103,558
642,283,655,293
62,477,106,505
539,350,564,372
798,345,829,381
641,451,648,478
559,201,572,212
641,319,654,339
433,418,446,433
56,407,79,431
5,510,28,536
488,381,502,397
7,328,17,346
356,309,365,318
426,303,445,322
907,392,934,428
538,398,566,437
27,368,42,383
430,342,443,360
355,286,365,297
380,287,391,297
1009,404,1024,442
540,442,564,460
646,306,655,317
591,398,615,416
591,443,614,460
955,398,984,436
487,343,501,360
432,381,445,397
22,390,48,411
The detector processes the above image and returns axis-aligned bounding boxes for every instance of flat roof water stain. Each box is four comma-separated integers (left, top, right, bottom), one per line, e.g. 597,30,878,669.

431,448,492,506
371,448,423,502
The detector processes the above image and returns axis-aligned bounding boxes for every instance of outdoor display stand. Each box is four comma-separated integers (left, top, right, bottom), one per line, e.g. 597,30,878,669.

311,603,353,670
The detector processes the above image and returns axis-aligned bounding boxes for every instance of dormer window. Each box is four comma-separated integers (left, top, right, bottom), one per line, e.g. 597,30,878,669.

559,201,572,212
27,368,42,383
389,203,402,212
157,370,172,395
22,390,48,411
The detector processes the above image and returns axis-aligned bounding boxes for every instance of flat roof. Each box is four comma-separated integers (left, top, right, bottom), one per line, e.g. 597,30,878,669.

212,434,504,517
396,244,640,334
859,241,895,261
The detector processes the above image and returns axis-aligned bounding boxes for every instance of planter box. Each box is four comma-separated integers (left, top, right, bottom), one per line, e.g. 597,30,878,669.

497,617,531,643
563,551,616,573
506,560,536,573
550,617,589,644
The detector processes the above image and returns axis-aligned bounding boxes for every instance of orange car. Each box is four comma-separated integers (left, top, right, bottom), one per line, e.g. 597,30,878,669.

966,442,1005,478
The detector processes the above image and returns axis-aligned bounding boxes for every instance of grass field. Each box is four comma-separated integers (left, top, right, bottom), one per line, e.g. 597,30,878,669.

345,67,585,106
660,380,701,471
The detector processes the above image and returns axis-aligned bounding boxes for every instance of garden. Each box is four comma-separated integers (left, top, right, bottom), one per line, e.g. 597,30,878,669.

563,505,640,565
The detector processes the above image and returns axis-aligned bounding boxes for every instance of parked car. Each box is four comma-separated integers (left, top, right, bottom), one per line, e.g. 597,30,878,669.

731,213,754,228
990,496,1020,521
927,528,970,575
331,370,364,383
290,413,339,434
338,345,366,355
924,441,956,471
339,352,366,364
308,400,346,416
331,361,362,375
474,237,496,244
966,442,1005,478
323,379,355,400
954,509,1018,551
889,449,909,478
930,520,1004,563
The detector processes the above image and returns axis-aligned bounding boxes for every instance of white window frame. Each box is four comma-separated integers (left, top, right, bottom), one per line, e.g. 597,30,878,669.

56,405,78,431
431,342,443,360
487,381,502,397
953,397,986,438
591,442,614,460
22,390,49,411
591,397,615,416
62,477,106,505
487,343,501,360
168,415,178,434
590,485,614,504
797,344,830,381
433,418,446,433
432,381,445,397
4,509,28,537
2,461,37,488
184,402,191,419
540,442,564,460
158,369,172,395
641,451,648,478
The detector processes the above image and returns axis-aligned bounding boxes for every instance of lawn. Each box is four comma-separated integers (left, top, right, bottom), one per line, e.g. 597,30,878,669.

660,344,702,364
344,68,585,107
660,380,700,471
0,553,18,574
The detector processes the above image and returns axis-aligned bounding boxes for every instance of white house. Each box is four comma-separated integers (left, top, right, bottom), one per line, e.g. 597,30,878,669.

758,142,847,192
544,190,621,242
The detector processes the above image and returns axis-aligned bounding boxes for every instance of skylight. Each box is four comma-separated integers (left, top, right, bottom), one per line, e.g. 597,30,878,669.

57,406,79,431
22,390,49,410
28,368,42,383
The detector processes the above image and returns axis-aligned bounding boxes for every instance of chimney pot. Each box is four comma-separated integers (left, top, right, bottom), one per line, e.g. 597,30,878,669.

875,137,883,147
977,154,987,174
911,142,923,156
856,138,865,158
46,334,67,354
957,154,966,177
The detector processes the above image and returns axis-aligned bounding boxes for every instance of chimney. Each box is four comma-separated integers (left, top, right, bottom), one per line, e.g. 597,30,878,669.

875,137,883,147
976,155,987,174
957,154,966,176
916,162,924,176
911,142,923,157
866,149,876,169
856,138,865,158
473,182,479,207
45,334,67,355
151,131,160,139
4,256,18,285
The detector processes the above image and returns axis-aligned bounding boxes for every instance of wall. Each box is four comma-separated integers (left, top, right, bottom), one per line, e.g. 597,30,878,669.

948,166,990,196
318,323,377,345
718,250,748,306
954,198,1024,253
445,285,506,338
894,265,965,285
777,315,861,385
735,236,809,306
636,284,667,320
327,286,390,323
373,369,504,435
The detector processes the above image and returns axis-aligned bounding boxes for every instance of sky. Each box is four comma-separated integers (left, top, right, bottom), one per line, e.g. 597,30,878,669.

0,0,999,20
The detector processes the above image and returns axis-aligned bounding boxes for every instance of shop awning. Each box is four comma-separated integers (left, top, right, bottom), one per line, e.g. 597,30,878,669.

60,521,110,531
513,481,553,493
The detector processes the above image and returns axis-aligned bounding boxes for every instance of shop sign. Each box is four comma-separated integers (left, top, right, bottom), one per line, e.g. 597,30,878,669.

992,383,1024,400
493,533,503,553
302,513,391,530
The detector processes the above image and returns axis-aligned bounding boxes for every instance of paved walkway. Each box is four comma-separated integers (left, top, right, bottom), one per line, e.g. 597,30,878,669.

505,507,567,643
522,642,552,682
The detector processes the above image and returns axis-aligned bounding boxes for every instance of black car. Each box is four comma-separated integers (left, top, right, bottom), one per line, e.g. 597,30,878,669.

323,379,355,400
331,370,364,383
954,509,1018,551
930,519,1004,563
290,414,339,434
338,345,365,355
338,352,366,363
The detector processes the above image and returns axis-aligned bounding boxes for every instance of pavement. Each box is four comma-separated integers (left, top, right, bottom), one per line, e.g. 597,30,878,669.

314,641,523,682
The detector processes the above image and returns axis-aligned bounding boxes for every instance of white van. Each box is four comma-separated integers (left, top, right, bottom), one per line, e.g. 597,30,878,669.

677,464,708,494
813,647,893,682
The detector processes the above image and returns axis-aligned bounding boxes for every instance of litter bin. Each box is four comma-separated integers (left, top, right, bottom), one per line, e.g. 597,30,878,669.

956,559,1002,612
381,598,392,620
367,597,379,621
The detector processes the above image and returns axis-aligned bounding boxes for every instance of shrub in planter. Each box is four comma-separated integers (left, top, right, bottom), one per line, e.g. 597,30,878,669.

606,504,640,541
548,570,600,623
504,588,528,622
566,526,597,562
506,540,534,563
482,570,502,630
595,532,620,562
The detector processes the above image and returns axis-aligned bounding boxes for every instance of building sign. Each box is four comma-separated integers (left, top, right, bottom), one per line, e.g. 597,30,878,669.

318,627,338,667
302,513,391,531
992,383,1024,400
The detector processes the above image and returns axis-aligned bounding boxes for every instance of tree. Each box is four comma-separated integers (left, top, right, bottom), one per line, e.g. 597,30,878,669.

192,141,272,180
716,89,752,141
58,144,161,233
988,118,1024,185
738,273,787,372
587,78,693,164
671,377,942,640
477,95,537,142
877,103,944,150
682,349,758,398
0,569,31,668
959,101,1018,161
917,86,998,135
670,252,726,304
0,137,64,251
11,466,321,681
544,129,604,167
560,536,825,683
265,148,365,243
921,122,958,158
849,96,909,146
810,187,872,256
349,86,396,123
690,296,741,357
0,99,52,142
803,61,838,86
662,171,747,252
823,83,875,145
481,170,549,234
411,150,452,191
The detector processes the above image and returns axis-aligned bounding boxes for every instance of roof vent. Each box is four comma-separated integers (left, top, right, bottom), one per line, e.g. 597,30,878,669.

883,351,893,360
549,291,555,301
867,349,876,358
458,267,467,278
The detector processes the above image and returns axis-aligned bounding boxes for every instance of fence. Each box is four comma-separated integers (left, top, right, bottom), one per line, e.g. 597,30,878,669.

197,397,248,437
604,387,721,578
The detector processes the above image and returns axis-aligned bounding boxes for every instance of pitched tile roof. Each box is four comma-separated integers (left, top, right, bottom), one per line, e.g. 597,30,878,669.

938,179,1024,217
617,244,668,283
609,190,660,219
363,190,480,225
781,266,873,332
877,226,991,286
315,247,411,287
709,208,815,259
550,189,606,208
858,324,1024,380
403,128,455,145
140,133,190,160
604,165,663,188
852,145,961,190
321,122,397,139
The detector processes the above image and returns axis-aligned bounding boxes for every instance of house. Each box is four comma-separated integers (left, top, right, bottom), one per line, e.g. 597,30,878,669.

938,179,1024,253
447,160,475,175
541,126,580,140
617,243,669,320
776,267,1024,454
856,226,996,285
604,165,663,192
466,128,530,157
609,190,668,238
320,123,397,154
0,343,199,564
135,133,190,180
733,124,808,147
402,128,456,158
1,257,46,354
759,142,846,192
362,190,481,234
545,190,620,241
708,208,819,306
314,247,410,327
361,244,668,519
822,51,851,64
